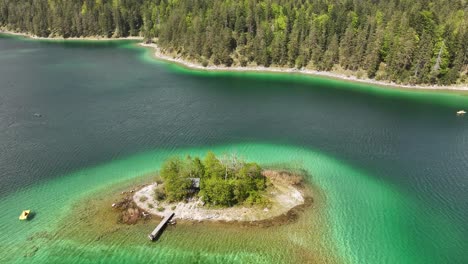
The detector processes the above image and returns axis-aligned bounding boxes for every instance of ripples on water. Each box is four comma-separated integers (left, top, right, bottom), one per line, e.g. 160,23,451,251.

0,35,467,263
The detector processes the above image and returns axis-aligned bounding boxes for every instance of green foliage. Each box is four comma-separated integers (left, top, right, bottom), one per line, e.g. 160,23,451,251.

201,178,234,206
1,0,465,85
238,163,265,191
160,156,192,202
154,186,166,201
203,152,224,179
164,177,191,202
245,191,270,207
158,152,268,207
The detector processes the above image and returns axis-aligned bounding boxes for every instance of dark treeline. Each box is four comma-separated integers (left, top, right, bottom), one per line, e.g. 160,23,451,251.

0,0,467,85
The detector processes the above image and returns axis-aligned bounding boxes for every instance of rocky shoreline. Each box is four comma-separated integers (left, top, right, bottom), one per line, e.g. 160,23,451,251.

0,30,465,91
140,42,468,91
133,170,309,222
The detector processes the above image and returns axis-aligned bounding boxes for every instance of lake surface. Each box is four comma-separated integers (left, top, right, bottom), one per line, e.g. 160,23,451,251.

0,34,467,263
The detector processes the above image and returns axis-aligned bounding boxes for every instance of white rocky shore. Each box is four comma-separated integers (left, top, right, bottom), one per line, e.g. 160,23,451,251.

133,171,305,222
140,42,468,91
1,29,465,91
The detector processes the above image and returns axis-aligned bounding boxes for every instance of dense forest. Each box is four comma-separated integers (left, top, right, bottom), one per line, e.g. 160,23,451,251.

0,0,467,85
158,153,268,207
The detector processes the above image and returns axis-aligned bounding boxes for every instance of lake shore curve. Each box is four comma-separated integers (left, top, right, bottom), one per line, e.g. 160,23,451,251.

1,29,466,91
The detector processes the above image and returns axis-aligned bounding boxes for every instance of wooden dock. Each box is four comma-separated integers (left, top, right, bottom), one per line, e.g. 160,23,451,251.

148,212,175,241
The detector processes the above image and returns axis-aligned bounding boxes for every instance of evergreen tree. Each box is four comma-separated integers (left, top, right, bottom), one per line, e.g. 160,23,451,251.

0,0,465,85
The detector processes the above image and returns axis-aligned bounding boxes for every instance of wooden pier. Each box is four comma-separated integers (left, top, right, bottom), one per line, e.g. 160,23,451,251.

148,212,175,241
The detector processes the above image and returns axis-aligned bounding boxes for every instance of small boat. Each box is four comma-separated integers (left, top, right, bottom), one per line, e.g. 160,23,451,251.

456,110,466,116
19,210,31,220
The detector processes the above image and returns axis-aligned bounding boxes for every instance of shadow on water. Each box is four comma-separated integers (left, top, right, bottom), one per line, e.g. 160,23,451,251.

27,212,37,221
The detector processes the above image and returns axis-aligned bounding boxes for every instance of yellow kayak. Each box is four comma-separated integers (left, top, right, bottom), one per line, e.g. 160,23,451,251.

19,210,31,220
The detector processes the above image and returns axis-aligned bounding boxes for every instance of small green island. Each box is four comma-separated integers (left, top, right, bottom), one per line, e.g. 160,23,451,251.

131,152,308,222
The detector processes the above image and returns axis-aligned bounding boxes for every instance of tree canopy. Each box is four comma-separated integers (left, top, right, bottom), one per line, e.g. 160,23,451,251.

159,152,267,207
202,160,266,206
1,0,466,85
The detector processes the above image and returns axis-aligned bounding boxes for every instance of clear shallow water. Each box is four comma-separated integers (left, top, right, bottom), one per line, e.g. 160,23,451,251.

0,34,467,263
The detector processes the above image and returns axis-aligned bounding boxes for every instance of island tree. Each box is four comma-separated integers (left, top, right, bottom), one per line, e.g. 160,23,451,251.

159,152,268,207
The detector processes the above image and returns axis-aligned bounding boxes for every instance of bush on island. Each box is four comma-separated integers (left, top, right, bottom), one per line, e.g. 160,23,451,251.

159,152,268,207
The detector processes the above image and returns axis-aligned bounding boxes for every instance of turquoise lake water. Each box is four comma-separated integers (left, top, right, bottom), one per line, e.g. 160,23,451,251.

0,34,467,263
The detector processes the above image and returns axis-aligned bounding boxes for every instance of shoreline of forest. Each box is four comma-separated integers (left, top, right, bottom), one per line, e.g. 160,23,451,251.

0,29,143,41
1,30,466,91
141,42,468,91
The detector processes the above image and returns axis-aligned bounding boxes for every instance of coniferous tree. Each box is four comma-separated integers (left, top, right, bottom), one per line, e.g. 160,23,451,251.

0,0,465,85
